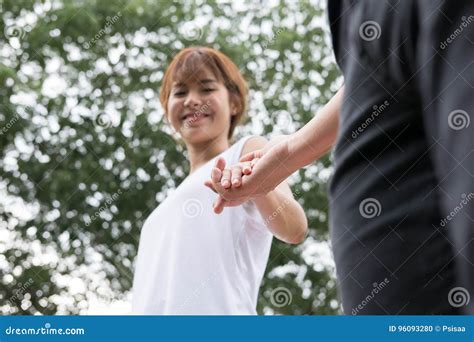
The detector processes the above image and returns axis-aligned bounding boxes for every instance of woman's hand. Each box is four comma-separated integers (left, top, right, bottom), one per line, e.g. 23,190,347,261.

214,158,258,189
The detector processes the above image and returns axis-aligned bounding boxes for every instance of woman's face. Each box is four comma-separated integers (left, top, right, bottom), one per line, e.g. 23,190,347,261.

166,68,236,145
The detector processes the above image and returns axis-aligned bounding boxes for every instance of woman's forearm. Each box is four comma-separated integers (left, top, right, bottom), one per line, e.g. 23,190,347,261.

253,186,308,244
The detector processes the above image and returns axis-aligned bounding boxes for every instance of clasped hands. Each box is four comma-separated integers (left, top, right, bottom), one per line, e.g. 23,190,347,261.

203,150,262,213
204,135,289,214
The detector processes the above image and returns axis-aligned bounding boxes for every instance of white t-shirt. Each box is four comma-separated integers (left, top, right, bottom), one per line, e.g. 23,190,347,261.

132,136,273,315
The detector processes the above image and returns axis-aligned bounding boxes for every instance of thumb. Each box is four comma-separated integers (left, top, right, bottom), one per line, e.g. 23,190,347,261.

215,157,226,171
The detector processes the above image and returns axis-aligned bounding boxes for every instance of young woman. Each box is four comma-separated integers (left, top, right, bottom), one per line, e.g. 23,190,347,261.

131,46,307,315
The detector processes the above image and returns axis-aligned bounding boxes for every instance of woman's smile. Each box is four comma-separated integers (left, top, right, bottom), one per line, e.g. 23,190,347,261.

181,112,212,127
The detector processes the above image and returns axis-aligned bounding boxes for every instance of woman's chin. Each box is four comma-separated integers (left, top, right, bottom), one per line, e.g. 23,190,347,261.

180,129,216,145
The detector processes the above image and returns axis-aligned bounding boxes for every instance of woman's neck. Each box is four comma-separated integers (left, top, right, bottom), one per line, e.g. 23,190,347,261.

186,135,230,174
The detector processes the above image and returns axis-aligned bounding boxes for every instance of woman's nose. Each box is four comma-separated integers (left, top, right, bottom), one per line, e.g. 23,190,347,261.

184,92,201,109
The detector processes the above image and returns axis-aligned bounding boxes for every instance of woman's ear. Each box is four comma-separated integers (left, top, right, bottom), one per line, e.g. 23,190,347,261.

230,100,239,116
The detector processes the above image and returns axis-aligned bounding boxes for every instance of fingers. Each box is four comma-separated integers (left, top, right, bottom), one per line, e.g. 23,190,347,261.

206,158,231,196
222,162,253,190
241,161,252,175
221,168,232,189
223,162,251,189
205,156,255,207
211,156,254,191
231,165,243,187
211,167,222,184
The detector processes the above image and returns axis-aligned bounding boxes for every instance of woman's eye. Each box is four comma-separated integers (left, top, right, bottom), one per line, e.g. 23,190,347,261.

174,91,186,96
202,88,215,93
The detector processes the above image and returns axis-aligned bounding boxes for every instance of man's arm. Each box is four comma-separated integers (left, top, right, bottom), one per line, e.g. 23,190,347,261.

217,86,343,201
